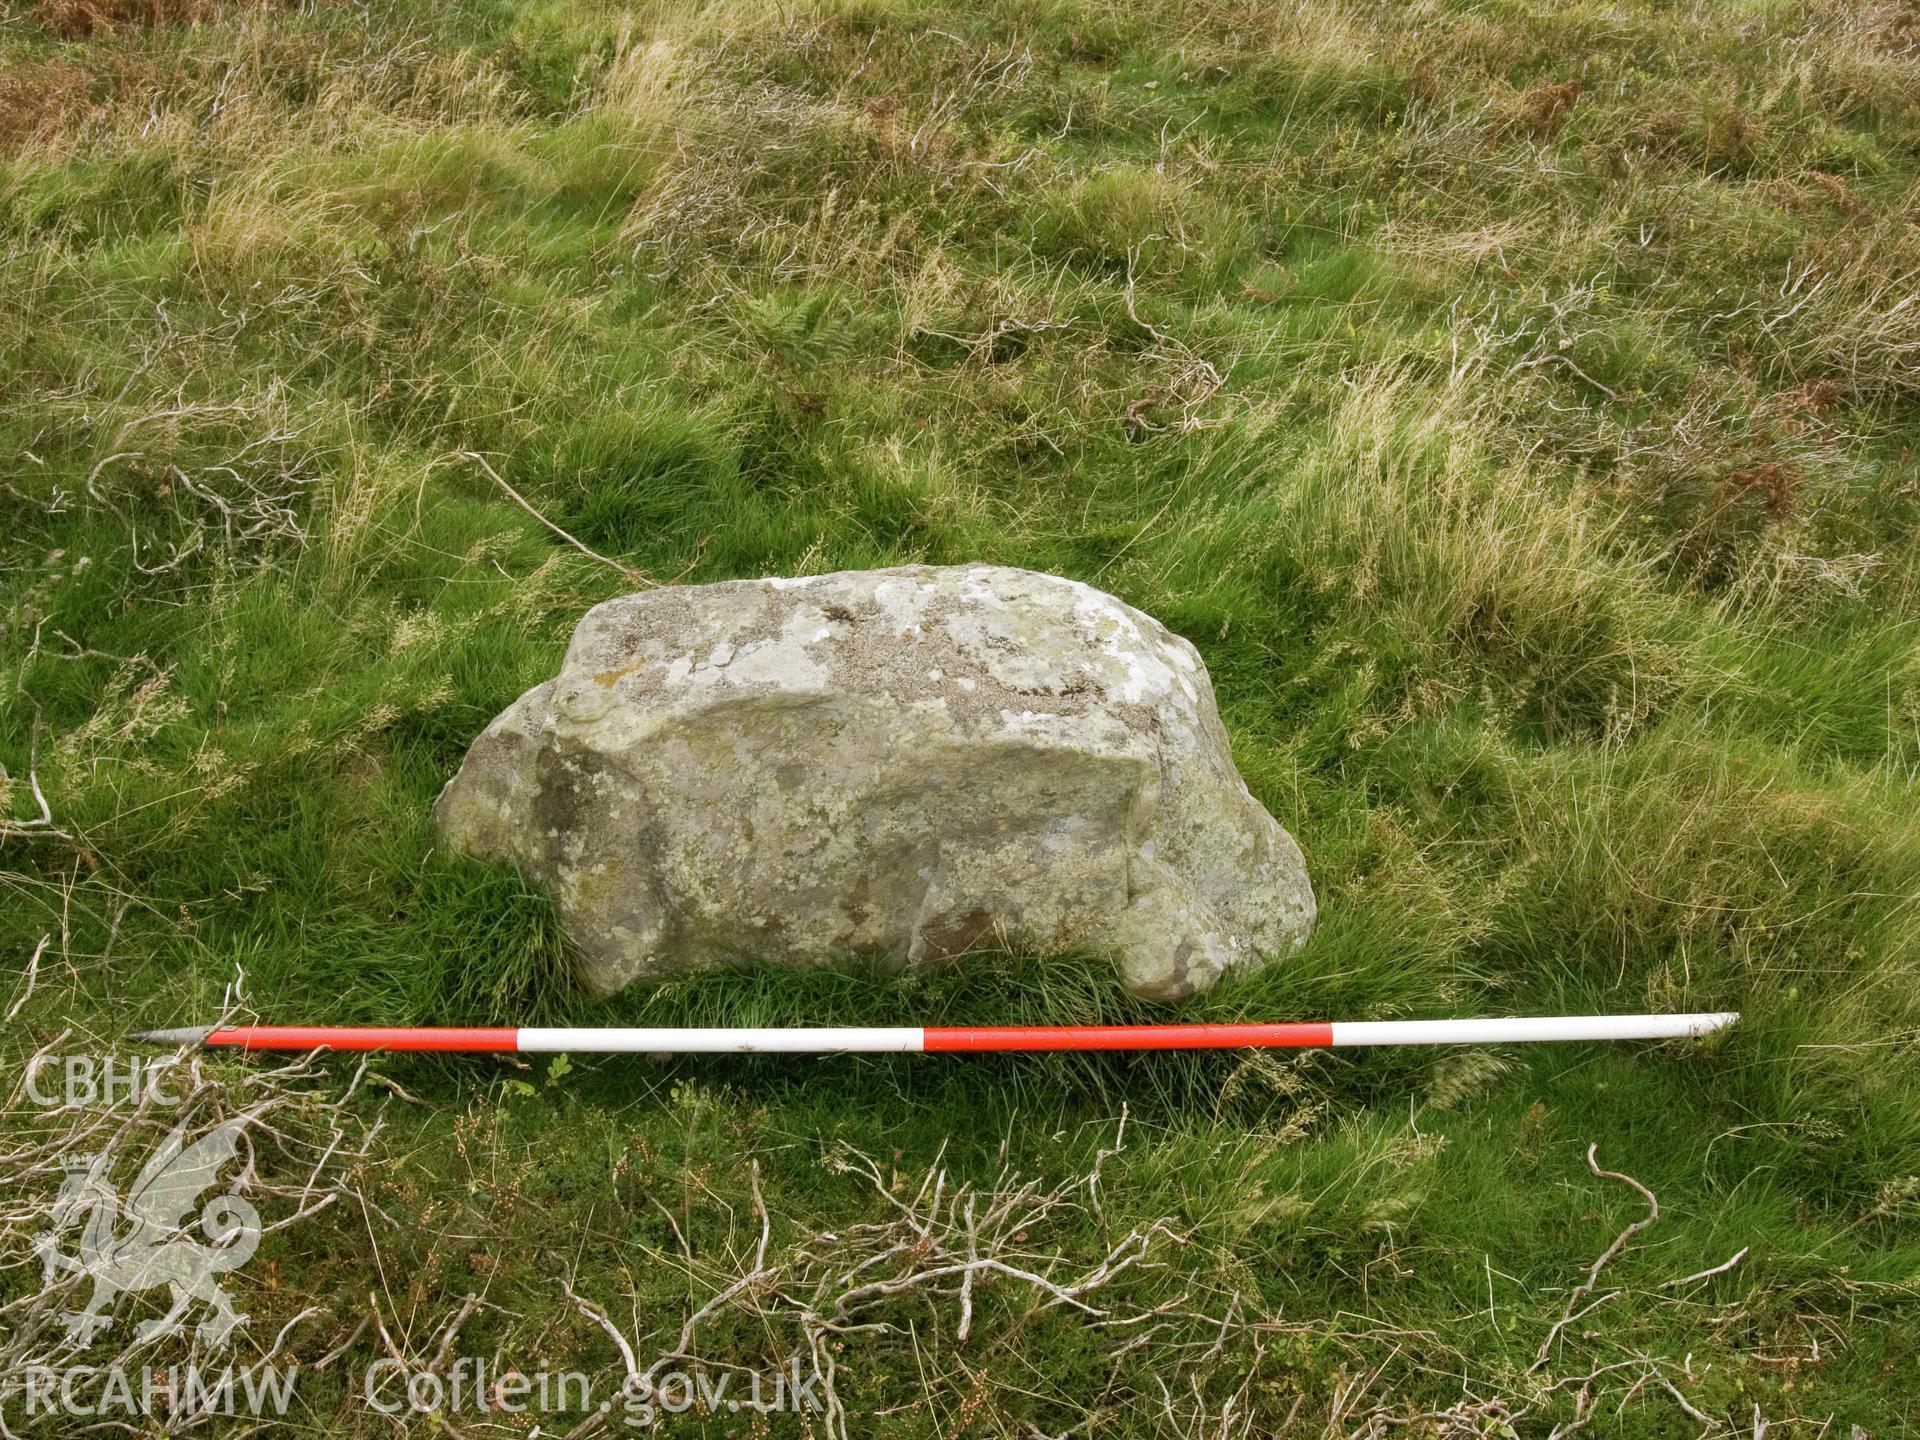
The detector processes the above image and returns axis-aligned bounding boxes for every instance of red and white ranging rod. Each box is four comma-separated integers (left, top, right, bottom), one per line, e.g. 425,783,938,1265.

132,1012,1738,1054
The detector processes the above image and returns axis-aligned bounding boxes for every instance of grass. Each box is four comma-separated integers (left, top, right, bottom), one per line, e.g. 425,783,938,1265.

2,0,1919,1432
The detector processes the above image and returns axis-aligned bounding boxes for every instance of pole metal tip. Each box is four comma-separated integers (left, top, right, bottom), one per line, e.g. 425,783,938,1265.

128,1025,216,1048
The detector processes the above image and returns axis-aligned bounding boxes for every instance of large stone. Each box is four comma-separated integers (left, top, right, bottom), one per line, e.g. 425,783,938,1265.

434,565,1313,1000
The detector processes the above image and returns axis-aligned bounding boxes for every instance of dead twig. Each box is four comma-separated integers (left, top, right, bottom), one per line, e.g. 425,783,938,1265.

557,1128,1227,1440
1662,1247,1749,1290
3,935,48,1023
453,450,652,589
1532,1144,1659,1373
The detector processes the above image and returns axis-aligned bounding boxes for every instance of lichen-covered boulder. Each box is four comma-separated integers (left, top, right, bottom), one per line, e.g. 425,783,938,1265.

434,565,1313,1000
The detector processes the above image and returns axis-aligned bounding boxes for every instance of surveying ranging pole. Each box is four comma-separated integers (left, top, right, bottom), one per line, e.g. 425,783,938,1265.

131,1013,1738,1054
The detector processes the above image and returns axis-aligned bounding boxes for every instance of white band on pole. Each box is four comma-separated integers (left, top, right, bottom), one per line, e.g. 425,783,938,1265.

1329,1013,1738,1046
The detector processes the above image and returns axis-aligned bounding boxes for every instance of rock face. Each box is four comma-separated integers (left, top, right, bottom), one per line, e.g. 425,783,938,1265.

434,565,1313,1000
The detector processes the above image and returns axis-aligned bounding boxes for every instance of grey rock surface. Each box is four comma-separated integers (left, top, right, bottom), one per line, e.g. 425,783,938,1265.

434,565,1314,1000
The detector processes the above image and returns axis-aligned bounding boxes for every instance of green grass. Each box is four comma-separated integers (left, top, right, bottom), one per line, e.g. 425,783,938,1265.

3,0,1919,1432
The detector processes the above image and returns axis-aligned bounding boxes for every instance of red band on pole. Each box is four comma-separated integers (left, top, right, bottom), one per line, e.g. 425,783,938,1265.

923,1023,1334,1052
206,1026,520,1052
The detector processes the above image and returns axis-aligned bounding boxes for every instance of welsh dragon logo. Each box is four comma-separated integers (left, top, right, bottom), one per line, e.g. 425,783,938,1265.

34,1118,260,1346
